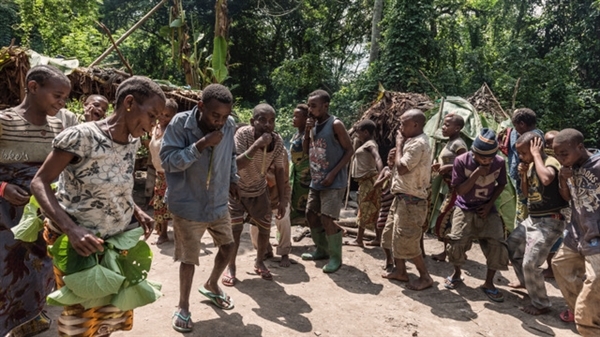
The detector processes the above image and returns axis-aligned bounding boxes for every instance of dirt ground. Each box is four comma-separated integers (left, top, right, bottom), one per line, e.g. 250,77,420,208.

37,176,579,337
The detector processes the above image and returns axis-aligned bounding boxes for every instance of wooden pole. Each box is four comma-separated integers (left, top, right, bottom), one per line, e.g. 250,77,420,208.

484,82,509,119
95,22,134,76
511,77,521,113
88,0,168,67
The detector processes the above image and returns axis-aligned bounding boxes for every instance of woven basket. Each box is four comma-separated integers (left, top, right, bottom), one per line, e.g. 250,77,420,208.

44,224,134,337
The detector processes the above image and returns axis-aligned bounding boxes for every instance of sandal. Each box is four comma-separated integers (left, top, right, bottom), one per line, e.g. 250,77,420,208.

560,309,575,323
444,276,463,290
221,272,236,287
172,310,193,333
254,267,273,281
481,287,505,302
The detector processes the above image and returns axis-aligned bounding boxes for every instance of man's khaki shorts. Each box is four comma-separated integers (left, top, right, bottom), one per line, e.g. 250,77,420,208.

173,213,233,265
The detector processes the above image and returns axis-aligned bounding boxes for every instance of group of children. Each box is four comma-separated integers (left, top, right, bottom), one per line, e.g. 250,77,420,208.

340,105,599,335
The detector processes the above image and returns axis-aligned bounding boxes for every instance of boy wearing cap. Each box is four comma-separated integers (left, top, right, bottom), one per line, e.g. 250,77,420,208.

444,128,509,302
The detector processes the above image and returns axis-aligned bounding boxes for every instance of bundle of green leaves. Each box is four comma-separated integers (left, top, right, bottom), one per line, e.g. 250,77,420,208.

47,227,162,311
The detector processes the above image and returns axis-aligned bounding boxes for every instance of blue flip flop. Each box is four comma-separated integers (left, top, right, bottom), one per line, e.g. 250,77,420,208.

444,276,463,290
481,287,505,302
199,286,235,310
172,311,193,333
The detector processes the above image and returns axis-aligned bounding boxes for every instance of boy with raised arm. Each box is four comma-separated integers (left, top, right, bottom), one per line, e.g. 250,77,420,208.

551,128,600,335
301,90,354,273
225,103,287,283
444,128,509,302
381,109,433,290
506,131,568,315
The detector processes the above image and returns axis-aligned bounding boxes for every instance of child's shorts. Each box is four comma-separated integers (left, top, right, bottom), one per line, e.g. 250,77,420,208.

306,188,345,220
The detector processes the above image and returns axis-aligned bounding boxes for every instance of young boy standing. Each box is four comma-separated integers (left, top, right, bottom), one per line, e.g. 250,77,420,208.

551,128,600,335
346,119,383,247
445,128,509,302
250,148,293,267
381,109,433,291
431,113,467,262
374,150,396,268
160,84,238,332
289,104,311,223
225,103,287,283
507,108,544,220
543,129,563,278
301,90,354,273
506,131,568,315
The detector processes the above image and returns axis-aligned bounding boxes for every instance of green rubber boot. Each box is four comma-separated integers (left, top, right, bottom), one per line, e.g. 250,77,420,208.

301,227,329,261
323,231,343,273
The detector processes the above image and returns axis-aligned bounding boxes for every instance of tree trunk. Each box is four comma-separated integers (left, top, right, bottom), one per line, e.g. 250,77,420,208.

369,0,384,64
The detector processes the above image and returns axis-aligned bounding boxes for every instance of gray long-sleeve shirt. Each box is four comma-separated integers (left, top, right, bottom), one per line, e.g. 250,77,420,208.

160,107,238,222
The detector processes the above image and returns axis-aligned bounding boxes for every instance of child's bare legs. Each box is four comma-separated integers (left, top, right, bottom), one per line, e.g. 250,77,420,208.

223,228,242,286
154,220,169,245
255,229,271,273
432,239,447,262
406,254,433,290
345,226,365,247
543,252,555,278
366,227,382,246
382,258,409,281
383,247,393,271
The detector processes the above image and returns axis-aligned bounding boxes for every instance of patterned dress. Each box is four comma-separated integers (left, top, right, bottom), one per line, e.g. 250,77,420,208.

0,109,63,335
148,125,171,233
47,122,140,336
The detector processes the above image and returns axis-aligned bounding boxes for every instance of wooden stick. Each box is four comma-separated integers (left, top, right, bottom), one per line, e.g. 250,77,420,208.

418,69,442,98
484,82,509,119
511,77,521,113
88,0,168,67
206,148,214,189
96,21,134,76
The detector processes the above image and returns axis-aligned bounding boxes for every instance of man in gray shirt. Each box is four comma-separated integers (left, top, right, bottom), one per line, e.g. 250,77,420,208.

160,84,239,333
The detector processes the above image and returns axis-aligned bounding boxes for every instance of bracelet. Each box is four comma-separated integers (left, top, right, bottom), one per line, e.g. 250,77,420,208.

0,182,7,198
244,152,253,160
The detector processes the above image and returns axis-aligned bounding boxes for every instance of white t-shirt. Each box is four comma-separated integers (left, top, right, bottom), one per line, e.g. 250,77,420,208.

53,122,140,237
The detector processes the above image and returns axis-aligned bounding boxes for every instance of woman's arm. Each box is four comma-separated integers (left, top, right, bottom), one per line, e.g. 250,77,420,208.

31,149,104,256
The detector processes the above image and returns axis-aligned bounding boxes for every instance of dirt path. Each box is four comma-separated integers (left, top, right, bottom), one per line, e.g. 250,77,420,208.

38,224,578,337
36,175,578,337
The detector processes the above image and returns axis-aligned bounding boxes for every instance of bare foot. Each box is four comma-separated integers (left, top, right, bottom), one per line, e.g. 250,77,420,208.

521,304,550,315
382,268,409,282
153,234,169,245
407,276,433,291
279,255,291,267
365,240,380,246
343,240,364,247
507,282,525,289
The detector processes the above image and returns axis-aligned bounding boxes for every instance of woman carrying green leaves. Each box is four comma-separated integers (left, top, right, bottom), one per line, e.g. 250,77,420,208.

31,76,165,337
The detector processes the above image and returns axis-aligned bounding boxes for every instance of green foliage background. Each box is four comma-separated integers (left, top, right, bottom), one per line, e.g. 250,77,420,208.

2,0,600,144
